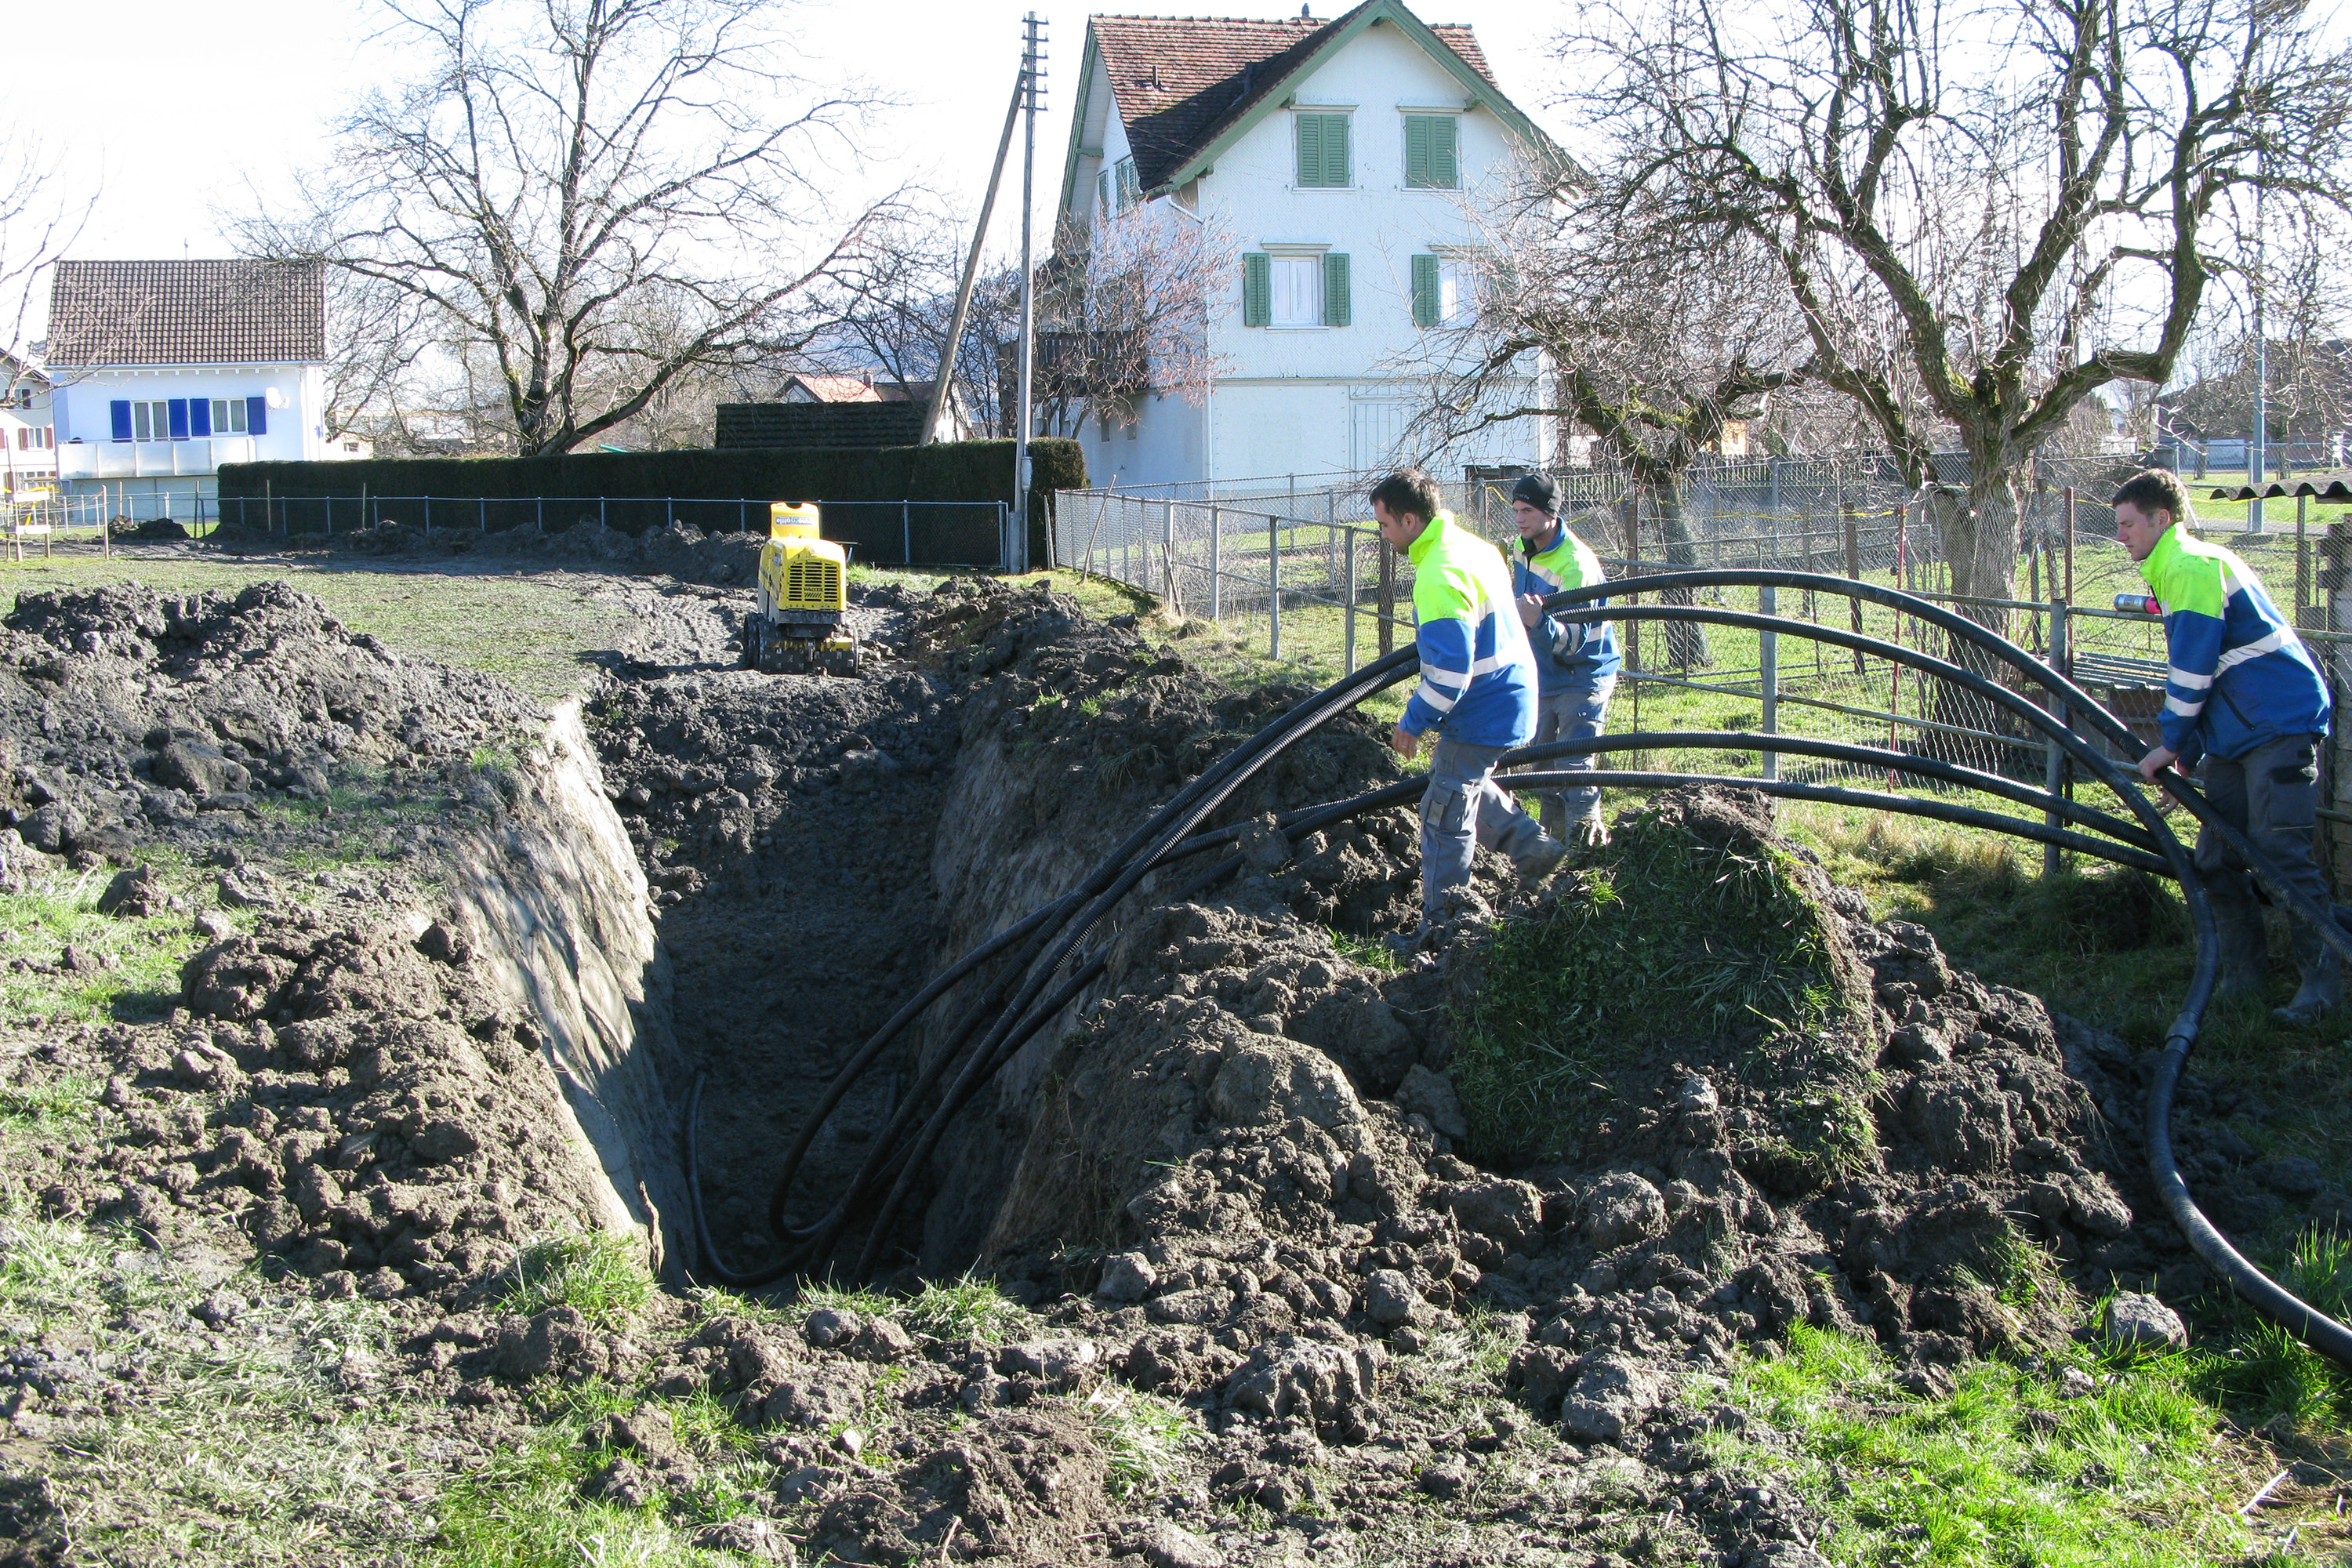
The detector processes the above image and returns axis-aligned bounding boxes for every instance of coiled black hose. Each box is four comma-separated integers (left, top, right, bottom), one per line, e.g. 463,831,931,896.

683,569,2352,1370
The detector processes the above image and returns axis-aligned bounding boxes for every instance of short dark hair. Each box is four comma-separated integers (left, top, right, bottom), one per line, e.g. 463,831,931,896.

1369,468,1441,526
2111,468,2189,523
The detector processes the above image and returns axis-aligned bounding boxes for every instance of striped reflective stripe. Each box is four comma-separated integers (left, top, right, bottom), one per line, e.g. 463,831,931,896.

2165,692,2206,717
1468,652,1513,675
2167,665,2214,691
2216,629,2290,672
1414,677,1461,713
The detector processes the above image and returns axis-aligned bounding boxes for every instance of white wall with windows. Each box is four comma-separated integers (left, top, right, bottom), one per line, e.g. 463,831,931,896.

2,378,56,489
1073,14,1548,491
49,361,348,492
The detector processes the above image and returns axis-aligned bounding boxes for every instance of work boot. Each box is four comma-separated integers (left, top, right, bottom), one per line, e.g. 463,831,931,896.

1570,809,1611,848
2274,921,2344,1027
1382,925,1430,963
2212,900,2269,1000
1515,834,1567,887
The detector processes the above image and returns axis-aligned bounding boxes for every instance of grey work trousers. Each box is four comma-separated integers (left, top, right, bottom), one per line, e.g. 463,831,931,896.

1419,736,1552,923
1528,678,1615,838
2195,731,2335,978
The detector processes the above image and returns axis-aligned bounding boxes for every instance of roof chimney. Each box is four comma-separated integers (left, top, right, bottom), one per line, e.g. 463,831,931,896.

1300,3,1312,15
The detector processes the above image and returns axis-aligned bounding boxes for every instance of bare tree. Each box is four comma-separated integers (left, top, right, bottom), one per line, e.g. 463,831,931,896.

238,0,902,456
1414,165,1811,663
1567,0,2352,627
0,132,93,493
1037,204,1232,435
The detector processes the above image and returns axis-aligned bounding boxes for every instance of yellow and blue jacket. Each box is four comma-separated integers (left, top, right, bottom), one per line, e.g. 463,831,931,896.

1512,518,1621,695
2139,524,2329,760
1399,512,1537,746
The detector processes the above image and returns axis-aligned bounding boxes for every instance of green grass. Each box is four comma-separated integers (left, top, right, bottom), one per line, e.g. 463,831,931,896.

424,1383,762,1568
1087,1382,1201,1499
1712,1322,2310,1567
0,861,216,1026
499,1232,656,1328
1449,794,1855,1169
900,1274,1036,1341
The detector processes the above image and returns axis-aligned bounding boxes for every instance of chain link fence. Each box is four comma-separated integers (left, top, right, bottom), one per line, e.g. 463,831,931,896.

1052,456,2352,880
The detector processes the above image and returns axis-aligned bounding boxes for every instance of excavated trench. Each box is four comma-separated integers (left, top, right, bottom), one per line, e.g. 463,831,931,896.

7,570,2339,1564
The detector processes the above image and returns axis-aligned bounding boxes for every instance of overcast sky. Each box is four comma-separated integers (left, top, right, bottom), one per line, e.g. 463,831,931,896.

5,0,1564,339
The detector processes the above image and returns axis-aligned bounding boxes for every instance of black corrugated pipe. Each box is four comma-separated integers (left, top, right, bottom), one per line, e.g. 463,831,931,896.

684,570,2352,1369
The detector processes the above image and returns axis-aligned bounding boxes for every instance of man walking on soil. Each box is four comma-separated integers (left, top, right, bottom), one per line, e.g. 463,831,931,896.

1508,474,1621,845
1374,467,1563,952
2115,467,2338,1025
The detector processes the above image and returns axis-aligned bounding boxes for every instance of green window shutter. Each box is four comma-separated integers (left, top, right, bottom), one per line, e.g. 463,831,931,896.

1323,252,1351,327
1243,252,1271,327
1411,254,1441,327
1098,169,1112,216
1433,114,1457,189
1323,114,1350,187
1297,114,1349,187
1405,115,1432,187
1116,157,1140,209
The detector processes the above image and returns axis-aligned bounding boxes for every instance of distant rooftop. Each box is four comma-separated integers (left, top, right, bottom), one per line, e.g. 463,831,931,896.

45,260,327,367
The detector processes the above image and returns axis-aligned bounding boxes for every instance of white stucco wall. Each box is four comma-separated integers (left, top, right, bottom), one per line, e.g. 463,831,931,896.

1069,16,1552,491
51,361,341,476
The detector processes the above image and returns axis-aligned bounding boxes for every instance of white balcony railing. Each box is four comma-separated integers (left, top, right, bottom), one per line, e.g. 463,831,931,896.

56,435,257,479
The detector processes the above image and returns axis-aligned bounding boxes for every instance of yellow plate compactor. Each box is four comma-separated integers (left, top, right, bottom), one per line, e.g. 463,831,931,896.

743,502,859,675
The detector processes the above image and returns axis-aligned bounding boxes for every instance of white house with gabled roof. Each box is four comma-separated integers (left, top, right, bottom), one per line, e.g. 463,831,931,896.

44,259,362,516
1059,0,1553,490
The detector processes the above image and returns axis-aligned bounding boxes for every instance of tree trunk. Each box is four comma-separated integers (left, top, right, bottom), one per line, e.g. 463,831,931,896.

1918,466,2025,767
1642,477,1711,669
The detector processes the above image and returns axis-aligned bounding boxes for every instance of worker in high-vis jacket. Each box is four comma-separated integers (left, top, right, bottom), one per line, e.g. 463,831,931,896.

1374,468,1566,951
2115,468,2339,1025
1508,474,1622,845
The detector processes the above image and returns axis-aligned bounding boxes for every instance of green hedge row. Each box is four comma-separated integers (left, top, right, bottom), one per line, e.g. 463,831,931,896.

215,438,1086,561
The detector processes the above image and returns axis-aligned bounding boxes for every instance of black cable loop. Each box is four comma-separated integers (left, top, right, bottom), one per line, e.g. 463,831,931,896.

680,572,2352,1370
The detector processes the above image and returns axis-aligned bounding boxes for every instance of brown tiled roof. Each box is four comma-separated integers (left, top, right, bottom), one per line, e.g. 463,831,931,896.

1091,5,1497,190
45,260,326,367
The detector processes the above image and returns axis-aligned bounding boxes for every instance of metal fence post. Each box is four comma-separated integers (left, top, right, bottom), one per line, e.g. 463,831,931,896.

480,496,488,533
539,496,546,535
422,493,429,537
1377,539,1395,656
902,499,912,565
2044,601,2070,876
1268,510,1281,659
1759,584,1779,781
1209,504,1223,620
600,497,607,532
1162,499,1174,606
1344,529,1358,674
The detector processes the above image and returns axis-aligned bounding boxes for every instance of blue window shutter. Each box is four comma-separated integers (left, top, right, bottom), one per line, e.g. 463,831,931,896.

248,395,267,437
190,397,211,437
167,399,189,440
110,400,132,441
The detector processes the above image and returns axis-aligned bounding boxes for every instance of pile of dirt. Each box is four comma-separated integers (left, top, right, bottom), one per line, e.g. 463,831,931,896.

1,580,543,865
211,515,768,586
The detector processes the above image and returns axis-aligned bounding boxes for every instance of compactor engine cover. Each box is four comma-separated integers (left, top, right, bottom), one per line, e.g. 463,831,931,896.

744,502,859,674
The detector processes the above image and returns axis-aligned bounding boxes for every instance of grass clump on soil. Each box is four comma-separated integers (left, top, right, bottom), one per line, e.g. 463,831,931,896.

499,1232,655,1327
0,862,214,1027
1711,1322,2314,1567
1087,1383,1202,1499
1450,795,1853,1167
426,1385,760,1568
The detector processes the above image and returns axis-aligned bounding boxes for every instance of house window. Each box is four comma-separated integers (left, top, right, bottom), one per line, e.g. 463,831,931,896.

211,397,249,434
130,401,171,441
1115,157,1140,209
1404,114,1459,189
1271,255,1323,327
1411,255,1479,328
1294,113,1350,187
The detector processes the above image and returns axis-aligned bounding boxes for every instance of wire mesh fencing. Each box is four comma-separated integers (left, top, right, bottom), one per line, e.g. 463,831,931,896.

1051,463,2352,879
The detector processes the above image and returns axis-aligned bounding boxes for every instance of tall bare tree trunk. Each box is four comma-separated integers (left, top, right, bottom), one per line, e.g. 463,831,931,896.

1642,476,1711,668
1918,463,2025,763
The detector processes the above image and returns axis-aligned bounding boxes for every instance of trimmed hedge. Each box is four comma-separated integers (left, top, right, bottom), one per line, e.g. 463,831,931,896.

214,438,1085,563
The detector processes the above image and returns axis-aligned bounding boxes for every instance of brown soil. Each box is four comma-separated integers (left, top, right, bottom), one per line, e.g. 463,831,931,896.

0,570,2322,1566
